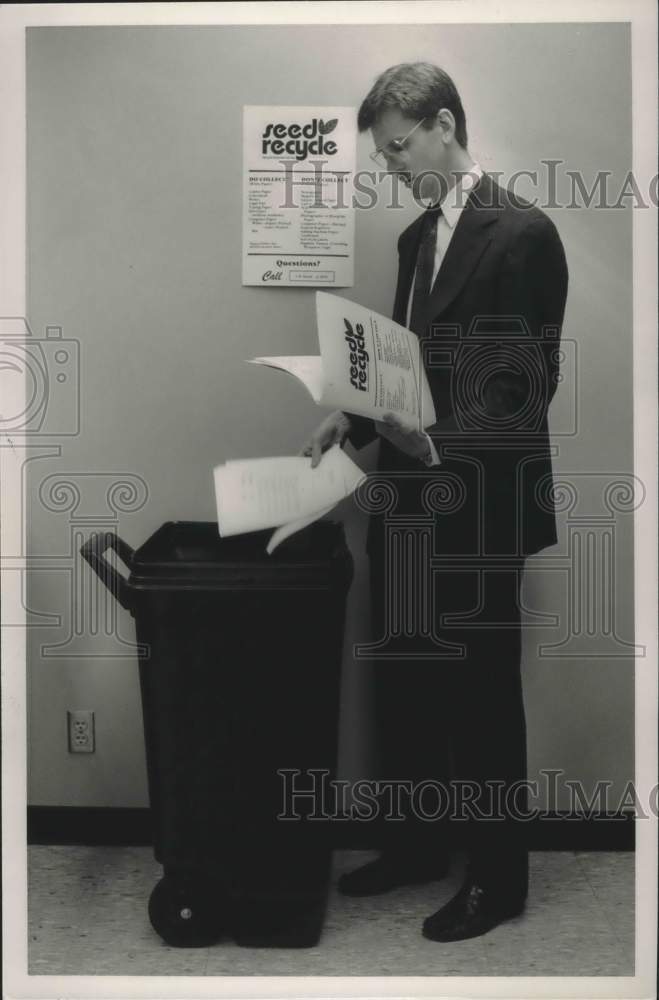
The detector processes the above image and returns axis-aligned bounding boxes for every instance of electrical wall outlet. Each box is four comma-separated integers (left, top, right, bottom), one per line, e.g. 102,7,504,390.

67,710,95,753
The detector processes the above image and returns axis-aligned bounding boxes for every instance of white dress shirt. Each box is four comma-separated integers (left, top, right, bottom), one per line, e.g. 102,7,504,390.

411,162,484,466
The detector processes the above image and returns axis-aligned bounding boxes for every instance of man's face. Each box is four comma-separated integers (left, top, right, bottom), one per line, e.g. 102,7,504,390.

370,107,448,197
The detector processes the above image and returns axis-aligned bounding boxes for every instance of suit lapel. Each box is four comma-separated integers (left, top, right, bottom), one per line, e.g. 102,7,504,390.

396,171,502,329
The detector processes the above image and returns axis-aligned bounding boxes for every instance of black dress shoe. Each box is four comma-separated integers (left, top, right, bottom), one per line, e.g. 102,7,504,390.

337,850,451,897
422,878,525,941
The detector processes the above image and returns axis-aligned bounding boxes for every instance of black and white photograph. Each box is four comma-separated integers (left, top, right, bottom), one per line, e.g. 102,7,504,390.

1,1,657,998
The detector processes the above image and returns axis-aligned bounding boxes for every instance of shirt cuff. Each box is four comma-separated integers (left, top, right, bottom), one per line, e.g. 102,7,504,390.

421,433,442,466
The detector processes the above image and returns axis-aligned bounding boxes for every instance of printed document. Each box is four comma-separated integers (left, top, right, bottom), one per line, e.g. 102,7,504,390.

214,443,365,554
249,291,437,432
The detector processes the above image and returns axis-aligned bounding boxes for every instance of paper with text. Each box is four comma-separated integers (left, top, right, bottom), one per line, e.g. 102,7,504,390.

316,291,437,431
214,444,365,551
248,292,437,432
242,106,356,287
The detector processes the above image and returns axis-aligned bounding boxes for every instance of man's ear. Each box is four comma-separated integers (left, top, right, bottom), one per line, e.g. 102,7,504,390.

435,108,455,142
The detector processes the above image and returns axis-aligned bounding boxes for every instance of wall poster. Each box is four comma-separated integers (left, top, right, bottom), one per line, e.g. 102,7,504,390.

242,105,356,287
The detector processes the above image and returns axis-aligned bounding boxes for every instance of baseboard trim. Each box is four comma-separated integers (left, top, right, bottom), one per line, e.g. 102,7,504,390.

28,807,154,846
27,807,635,851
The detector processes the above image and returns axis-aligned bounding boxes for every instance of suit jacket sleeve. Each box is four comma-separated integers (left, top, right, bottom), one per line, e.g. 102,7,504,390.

344,410,379,450
489,214,569,419
426,214,569,430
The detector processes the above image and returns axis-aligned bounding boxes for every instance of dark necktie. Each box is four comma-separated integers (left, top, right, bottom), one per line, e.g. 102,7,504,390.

409,203,442,336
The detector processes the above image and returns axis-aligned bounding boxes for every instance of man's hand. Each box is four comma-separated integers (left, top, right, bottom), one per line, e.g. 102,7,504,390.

299,410,352,468
375,411,433,462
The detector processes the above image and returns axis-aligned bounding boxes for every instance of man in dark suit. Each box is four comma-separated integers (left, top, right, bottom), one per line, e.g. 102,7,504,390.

301,62,568,941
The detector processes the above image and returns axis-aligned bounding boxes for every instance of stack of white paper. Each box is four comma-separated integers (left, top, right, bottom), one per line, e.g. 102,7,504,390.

214,443,365,555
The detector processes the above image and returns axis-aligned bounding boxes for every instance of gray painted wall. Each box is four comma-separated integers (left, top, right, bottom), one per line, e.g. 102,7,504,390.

26,22,634,812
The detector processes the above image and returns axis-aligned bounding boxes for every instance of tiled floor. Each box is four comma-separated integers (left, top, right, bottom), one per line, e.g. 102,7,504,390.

28,846,634,976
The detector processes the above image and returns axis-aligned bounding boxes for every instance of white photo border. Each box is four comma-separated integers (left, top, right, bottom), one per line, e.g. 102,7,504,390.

1,2,656,999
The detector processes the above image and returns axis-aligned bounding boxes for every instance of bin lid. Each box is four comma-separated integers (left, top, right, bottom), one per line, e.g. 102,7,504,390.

128,519,353,591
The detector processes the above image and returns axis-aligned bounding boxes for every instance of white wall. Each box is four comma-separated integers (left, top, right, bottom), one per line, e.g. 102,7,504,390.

26,22,634,811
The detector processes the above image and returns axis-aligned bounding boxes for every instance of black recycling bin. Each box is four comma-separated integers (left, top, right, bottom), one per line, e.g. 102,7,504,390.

80,519,353,948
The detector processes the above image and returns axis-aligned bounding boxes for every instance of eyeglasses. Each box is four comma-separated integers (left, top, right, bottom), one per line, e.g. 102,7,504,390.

369,117,427,168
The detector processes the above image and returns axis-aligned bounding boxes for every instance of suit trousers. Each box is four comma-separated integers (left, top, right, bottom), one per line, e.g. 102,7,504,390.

367,537,529,902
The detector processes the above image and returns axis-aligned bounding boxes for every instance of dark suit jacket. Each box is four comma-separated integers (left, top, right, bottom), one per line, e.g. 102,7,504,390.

347,169,569,560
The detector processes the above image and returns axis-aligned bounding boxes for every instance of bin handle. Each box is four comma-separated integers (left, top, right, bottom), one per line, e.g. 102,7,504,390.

80,531,135,611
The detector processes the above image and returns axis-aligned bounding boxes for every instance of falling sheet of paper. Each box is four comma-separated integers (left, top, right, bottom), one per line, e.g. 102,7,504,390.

248,356,324,403
265,502,336,555
214,443,365,544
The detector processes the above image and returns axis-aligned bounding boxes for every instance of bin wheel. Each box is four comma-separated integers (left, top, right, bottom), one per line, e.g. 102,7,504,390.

148,874,225,947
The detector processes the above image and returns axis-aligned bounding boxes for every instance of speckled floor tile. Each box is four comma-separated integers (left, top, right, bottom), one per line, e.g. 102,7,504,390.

28,845,635,977
573,850,635,973
477,853,634,976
